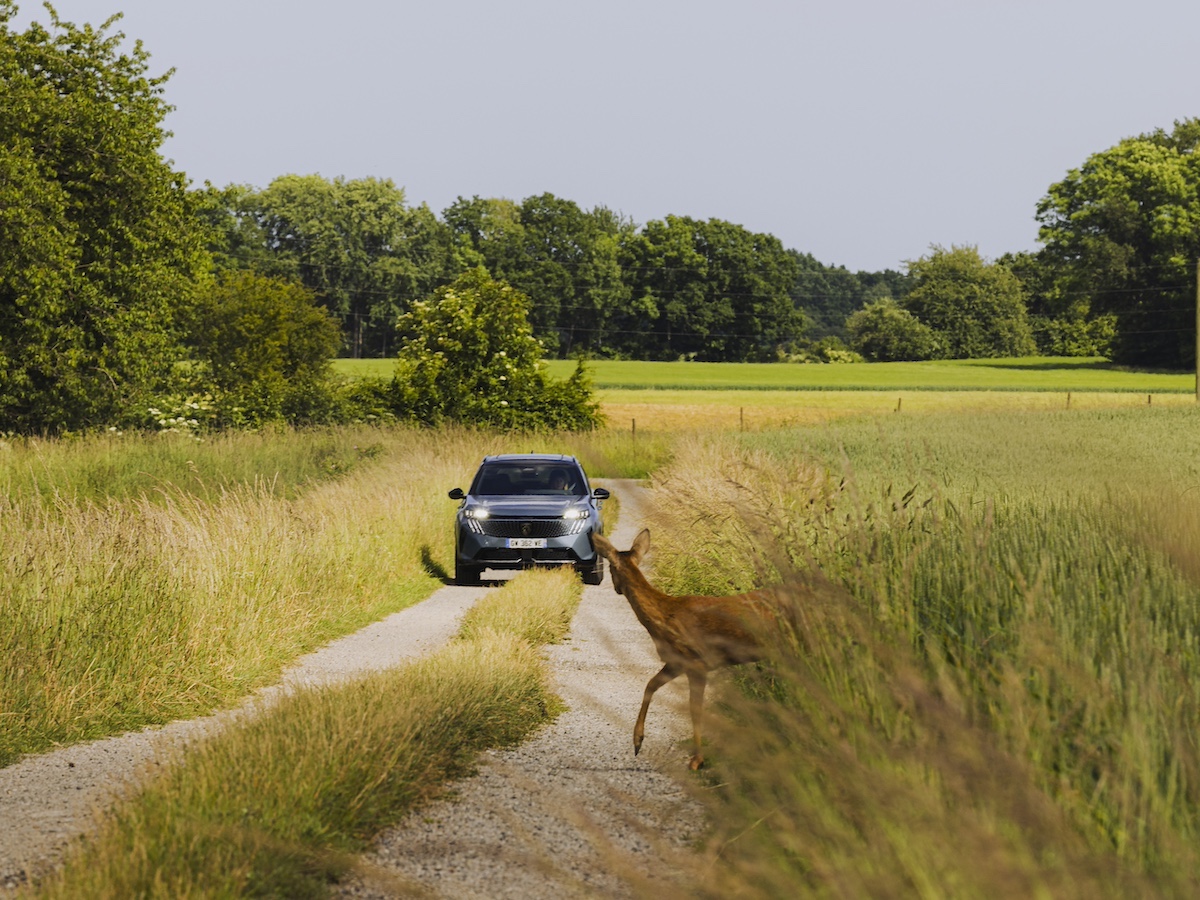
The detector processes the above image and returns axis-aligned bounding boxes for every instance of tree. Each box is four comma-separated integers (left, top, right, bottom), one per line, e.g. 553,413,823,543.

243,174,464,358
846,297,940,361
789,251,863,342
443,193,633,357
902,245,1036,358
617,216,803,361
1036,119,1200,368
184,271,341,426
393,268,601,429
0,4,210,433
1000,250,1114,357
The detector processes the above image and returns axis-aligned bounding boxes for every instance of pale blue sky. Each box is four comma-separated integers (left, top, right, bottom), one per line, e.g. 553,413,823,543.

12,0,1200,271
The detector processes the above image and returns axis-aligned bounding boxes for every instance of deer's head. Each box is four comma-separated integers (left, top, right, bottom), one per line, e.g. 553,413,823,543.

592,528,651,596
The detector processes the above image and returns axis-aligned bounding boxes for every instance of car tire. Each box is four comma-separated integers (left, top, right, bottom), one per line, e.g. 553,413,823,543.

580,559,604,586
456,562,481,585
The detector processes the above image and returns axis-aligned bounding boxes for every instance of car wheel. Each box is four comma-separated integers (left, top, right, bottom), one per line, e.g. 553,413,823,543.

456,562,481,585
580,559,604,586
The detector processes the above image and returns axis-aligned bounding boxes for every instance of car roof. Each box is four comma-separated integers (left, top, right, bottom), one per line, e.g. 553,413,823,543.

480,454,580,465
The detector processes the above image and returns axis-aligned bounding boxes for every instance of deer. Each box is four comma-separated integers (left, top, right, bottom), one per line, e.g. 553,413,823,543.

591,528,780,770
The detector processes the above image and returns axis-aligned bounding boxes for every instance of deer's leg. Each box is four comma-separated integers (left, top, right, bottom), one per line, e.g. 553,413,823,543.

686,670,708,770
635,663,681,755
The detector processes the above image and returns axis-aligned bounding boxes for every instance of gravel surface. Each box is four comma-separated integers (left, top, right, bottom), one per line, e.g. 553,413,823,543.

0,583,482,891
335,479,706,899
0,479,706,897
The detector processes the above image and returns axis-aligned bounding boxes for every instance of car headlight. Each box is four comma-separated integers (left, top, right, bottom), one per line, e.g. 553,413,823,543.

562,507,590,520
462,506,489,535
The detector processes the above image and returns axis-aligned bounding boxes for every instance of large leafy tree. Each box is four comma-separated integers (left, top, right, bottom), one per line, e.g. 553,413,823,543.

903,245,1036,359
392,268,600,429
618,216,802,361
443,193,632,356
0,3,210,433
1036,119,1200,368
238,174,463,358
789,251,863,341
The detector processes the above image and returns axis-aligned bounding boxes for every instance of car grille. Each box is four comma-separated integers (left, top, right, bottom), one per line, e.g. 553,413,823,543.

479,518,577,538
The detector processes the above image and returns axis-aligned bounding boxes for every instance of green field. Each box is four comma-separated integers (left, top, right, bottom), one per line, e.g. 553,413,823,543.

336,356,1197,393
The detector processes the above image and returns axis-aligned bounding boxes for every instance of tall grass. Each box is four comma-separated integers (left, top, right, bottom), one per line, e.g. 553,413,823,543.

0,428,390,504
1,424,637,768
0,427,506,766
34,568,582,899
640,411,1200,896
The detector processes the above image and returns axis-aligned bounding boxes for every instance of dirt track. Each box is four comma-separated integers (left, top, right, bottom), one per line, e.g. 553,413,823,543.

0,479,704,896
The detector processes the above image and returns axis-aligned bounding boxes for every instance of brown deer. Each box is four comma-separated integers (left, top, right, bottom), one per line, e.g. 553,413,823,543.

592,528,779,770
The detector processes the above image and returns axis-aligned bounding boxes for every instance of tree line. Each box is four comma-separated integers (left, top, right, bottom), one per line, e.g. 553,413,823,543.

2,5,1198,435
204,180,901,364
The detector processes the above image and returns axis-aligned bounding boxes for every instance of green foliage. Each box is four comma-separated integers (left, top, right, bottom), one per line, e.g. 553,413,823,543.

184,270,342,427
0,3,210,434
1030,312,1117,358
788,251,911,343
1037,119,1200,368
224,174,466,358
616,215,804,361
846,295,941,360
443,193,634,357
904,244,1037,358
393,268,603,429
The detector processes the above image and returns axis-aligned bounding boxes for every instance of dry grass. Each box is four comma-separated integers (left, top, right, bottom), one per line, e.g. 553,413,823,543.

632,419,1200,898
32,569,580,899
0,428,495,765
598,388,1194,432
458,567,583,646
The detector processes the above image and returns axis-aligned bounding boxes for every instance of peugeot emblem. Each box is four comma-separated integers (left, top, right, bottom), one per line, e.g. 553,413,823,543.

521,523,532,537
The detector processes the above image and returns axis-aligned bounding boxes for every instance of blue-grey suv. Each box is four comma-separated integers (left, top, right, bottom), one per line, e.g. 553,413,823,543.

448,454,610,585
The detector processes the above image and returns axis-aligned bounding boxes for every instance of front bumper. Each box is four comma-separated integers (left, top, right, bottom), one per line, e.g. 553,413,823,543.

455,520,598,571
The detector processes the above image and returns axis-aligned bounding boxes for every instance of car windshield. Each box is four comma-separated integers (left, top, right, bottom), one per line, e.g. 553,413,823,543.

473,463,586,497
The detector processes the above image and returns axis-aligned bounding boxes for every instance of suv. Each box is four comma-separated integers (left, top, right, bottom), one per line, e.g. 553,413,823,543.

448,454,610,585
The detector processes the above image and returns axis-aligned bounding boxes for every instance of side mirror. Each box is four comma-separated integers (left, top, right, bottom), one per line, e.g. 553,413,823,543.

448,488,465,500
592,487,610,500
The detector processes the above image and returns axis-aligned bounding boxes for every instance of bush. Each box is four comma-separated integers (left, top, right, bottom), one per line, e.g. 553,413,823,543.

183,270,343,428
846,296,941,361
393,268,603,429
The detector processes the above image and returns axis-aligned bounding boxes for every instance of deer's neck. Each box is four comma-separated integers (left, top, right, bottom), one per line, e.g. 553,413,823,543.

621,564,675,633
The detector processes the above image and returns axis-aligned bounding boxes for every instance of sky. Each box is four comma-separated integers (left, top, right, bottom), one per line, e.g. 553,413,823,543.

10,0,1200,272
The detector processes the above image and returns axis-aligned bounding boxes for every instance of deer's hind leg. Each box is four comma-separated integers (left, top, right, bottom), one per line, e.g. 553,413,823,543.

635,663,682,755
686,669,708,770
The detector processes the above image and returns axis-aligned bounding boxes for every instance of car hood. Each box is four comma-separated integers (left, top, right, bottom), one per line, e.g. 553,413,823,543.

467,496,584,517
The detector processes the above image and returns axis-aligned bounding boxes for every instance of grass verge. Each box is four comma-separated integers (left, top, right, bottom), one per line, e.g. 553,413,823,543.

638,416,1200,897
31,568,582,899
0,427,499,766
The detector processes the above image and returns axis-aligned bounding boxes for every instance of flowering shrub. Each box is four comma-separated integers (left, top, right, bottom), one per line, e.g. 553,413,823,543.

143,396,219,438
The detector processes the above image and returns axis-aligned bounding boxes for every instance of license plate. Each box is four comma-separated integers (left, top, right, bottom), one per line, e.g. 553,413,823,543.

506,538,547,549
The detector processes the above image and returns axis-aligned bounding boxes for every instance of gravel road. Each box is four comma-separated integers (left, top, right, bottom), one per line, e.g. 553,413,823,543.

0,479,705,896
336,479,705,899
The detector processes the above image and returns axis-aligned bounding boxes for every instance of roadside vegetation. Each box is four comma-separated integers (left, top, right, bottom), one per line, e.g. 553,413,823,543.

640,407,1200,897
32,569,582,899
0,427,493,767
0,422,656,770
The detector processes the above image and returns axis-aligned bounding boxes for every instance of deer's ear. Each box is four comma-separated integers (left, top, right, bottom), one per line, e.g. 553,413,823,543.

592,532,615,558
630,528,651,562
